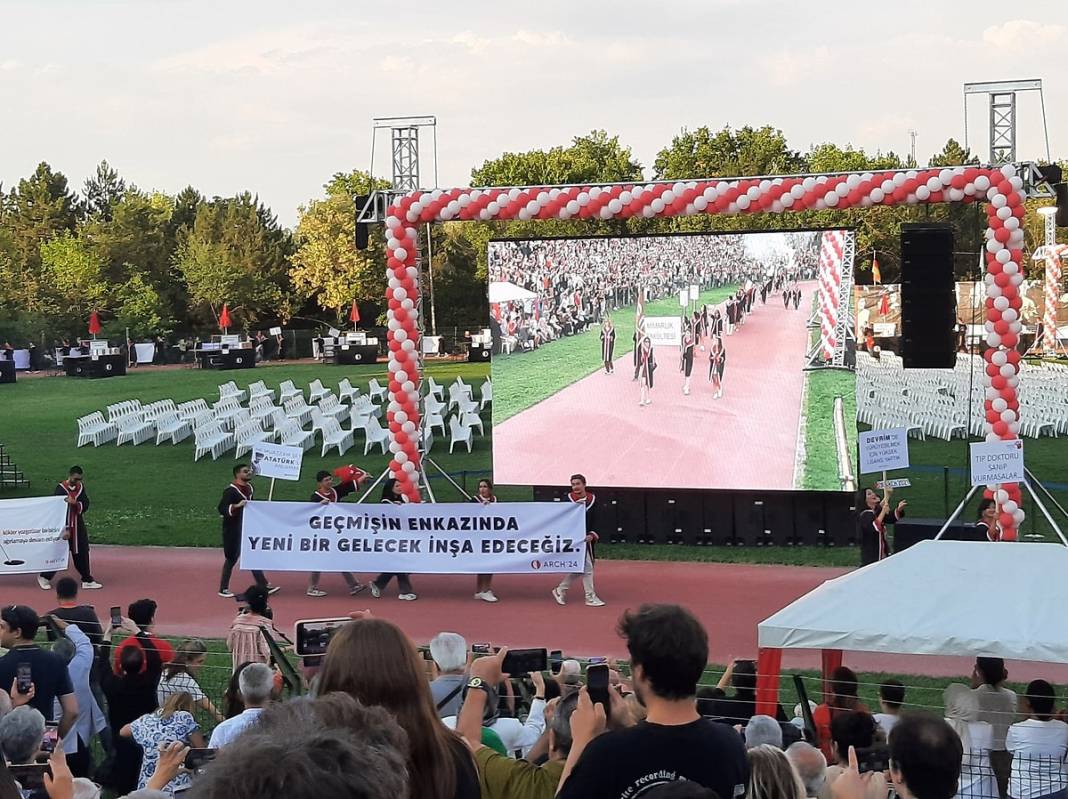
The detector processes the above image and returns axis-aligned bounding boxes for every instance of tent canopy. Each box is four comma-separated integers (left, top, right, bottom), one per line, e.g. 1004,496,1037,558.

488,281,538,304
758,540,1068,665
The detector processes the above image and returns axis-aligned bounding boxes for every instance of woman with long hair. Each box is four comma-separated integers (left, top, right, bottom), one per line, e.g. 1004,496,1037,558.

122,691,206,793
600,318,616,374
638,336,656,407
746,744,806,799
855,486,907,564
226,583,288,671
101,646,159,796
317,618,479,799
370,479,417,600
708,336,726,399
472,479,499,603
158,638,224,722
976,497,1002,542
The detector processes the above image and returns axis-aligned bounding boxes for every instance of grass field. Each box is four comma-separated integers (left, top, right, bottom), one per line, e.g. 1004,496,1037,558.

491,285,740,423
801,370,859,491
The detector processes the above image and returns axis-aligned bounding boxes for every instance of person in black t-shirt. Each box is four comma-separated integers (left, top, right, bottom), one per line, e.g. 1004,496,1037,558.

0,606,78,738
557,604,748,799
46,577,104,649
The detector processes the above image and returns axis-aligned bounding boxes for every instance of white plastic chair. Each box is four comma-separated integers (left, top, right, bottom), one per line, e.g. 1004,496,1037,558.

308,379,330,404
338,378,359,404
284,397,313,426
278,420,315,452
425,408,446,437
321,418,354,458
234,420,272,458
76,413,117,447
218,381,247,403
460,410,484,437
427,377,445,400
362,415,389,455
367,378,387,403
116,415,155,446
194,422,233,461
155,411,192,445
479,380,492,411
249,395,276,426
448,415,473,453
248,380,276,401
318,393,348,423
278,380,302,404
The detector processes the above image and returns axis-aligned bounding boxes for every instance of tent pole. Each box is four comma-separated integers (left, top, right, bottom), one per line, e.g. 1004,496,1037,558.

934,484,981,539
1023,471,1068,546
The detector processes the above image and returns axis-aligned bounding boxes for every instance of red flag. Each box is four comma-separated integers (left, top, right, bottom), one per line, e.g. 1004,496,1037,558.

879,292,890,315
872,253,882,285
218,303,231,331
87,311,101,337
349,300,360,325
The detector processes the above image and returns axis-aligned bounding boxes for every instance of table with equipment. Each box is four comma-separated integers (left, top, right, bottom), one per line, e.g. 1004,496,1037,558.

326,333,380,366
468,329,492,362
195,346,256,370
63,354,127,379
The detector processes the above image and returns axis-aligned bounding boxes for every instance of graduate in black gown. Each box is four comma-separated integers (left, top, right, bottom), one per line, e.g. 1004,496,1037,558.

856,485,907,565
783,288,790,308
792,287,801,309
306,469,368,597
680,324,695,395
708,336,726,399
637,336,656,407
599,318,616,374
370,479,416,600
40,466,100,589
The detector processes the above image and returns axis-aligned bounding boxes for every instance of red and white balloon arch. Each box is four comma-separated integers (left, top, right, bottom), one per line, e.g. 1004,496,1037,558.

382,164,1029,538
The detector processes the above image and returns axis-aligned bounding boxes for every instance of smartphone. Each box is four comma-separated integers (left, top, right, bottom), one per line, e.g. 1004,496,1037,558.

471,643,492,655
587,663,610,713
184,748,218,773
856,745,890,775
587,656,608,666
293,618,352,657
8,765,49,790
16,663,31,695
549,649,563,675
501,648,548,676
40,723,59,754
110,606,122,627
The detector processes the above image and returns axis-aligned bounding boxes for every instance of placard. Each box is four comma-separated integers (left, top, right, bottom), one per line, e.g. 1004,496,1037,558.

644,316,683,346
0,497,69,574
678,290,688,308
689,285,700,301
875,478,911,490
250,442,304,481
858,428,910,474
970,439,1025,486
269,326,282,336
241,500,586,574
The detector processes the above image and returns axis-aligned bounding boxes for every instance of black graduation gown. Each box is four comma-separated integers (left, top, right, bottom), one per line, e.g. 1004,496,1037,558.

857,507,902,565
600,328,616,363
680,335,695,377
54,480,89,551
638,348,656,388
709,346,726,381
218,482,253,559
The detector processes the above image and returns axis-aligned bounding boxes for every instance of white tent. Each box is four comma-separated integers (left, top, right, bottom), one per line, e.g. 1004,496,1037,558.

758,540,1068,664
488,281,538,304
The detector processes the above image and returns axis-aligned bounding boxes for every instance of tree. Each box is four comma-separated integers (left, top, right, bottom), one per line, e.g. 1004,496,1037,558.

6,162,80,281
82,160,127,221
653,125,806,181
806,143,904,173
290,170,390,323
928,138,979,167
112,273,169,338
39,232,110,316
470,130,642,187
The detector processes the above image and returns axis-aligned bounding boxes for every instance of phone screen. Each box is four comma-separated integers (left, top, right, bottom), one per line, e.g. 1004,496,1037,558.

294,618,351,657
471,643,492,655
856,745,890,774
110,606,122,627
587,663,610,713
501,648,548,676
16,663,32,694
184,748,218,772
549,649,563,675
40,724,59,753
9,765,49,790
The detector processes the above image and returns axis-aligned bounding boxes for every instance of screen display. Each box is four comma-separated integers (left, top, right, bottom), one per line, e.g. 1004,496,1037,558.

488,230,852,491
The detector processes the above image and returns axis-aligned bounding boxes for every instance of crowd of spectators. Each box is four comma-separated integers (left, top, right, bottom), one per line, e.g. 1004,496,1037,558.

0,583,1062,799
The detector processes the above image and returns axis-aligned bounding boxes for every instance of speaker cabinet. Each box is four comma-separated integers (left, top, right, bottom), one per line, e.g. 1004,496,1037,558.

900,223,956,368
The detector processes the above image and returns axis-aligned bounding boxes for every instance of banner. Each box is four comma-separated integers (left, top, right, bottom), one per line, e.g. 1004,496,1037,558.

970,440,1025,486
241,500,587,574
250,442,304,481
0,497,69,575
644,316,683,347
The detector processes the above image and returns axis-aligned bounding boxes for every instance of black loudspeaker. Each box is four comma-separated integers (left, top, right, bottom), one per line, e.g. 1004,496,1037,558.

614,490,645,544
900,223,956,368
673,493,703,546
793,494,825,546
701,493,734,546
763,495,795,546
644,494,674,544
732,494,765,546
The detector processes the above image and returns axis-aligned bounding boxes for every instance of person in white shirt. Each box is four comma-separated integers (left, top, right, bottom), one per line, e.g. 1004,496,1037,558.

1006,680,1068,799
49,618,107,778
443,669,547,757
874,680,905,737
209,663,274,748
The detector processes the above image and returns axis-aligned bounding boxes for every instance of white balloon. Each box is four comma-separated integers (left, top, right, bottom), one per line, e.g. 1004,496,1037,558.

566,200,580,214
1003,262,1018,275
1000,164,1017,178
1002,308,1018,322
393,287,408,301
975,175,991,191
1009,421,1021,435
938,168,954,184
1004,216,1020,231
393,247,408,261
576,192,590,206
996,205,1012,220
880,179,895,194
835,183,850,198
987,332,1002,347
402,461,416,473
1010,273,1024,286
996,249,1011,264
992,397,1008,412
771,200,784,213
736,196,751,210
401,420,416,434
395,451,408,464
608,199,623,214
662,190,676,204
694,196,709,211
487,201,500,215
396,370,408,383
991,194,1007,209
802,177,816,191
948,188,964,202
870,188,885,203
825,192,839,206
986,284,1003,299
926,177,942,192
401,298,414,310
986,239,1004,254
814,198,827,210
394,329,407,342
781,194,795,208
1012,508,1025,525
916,186,931,201
992,350,1007,366
993,296,1010,311
999,364,1015,378
388,441,401,454
406,267,418,280
995,489,1009,503
599,206,612,219
1002,499,1018,513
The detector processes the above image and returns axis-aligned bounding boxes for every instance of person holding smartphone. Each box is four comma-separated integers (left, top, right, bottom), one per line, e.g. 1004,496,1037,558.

0,606,78,740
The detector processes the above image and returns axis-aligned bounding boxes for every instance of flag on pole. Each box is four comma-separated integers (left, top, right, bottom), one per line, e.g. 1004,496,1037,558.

87,311,101,337
879,291,890,315
635,288,647,342
218,303,231,331
349,300,360,326
872,253,882,285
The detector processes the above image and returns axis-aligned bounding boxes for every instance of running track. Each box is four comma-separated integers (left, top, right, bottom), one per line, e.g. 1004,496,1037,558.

494,283,816,490
10,546,1068,682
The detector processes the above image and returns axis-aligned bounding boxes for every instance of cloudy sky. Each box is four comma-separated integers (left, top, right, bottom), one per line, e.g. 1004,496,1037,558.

2,0,1066,227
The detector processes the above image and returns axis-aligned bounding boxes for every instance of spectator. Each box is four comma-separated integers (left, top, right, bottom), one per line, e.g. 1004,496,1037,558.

646,784,722,798
189,693,410,799
429,632,469,719
226,584,286,670
973,657,1018,798
46,577,104,648
886,713,963,799
48,618,106,778
122,692,205,793
457,648,578,799
704,659,786,725
0,706,45,764
813,667,869,761
874,680,905,737
747,744,805,799
317,617,479,799
157,638,223,722
0,605,78,738
100,645,159,796
1005,679,1068,799
209,662,274,747
223,662,253,719
113,599,175,677
745,715,783,749
556,604,748,799
819,712,885,799
786,741,827,798
443,666,547,757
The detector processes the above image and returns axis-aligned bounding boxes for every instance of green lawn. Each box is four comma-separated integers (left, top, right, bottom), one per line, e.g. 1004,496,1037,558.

491,285,740,423
801,370,858,491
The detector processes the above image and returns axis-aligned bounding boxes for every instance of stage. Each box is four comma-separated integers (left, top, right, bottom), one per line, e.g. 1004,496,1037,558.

11,544,1068,682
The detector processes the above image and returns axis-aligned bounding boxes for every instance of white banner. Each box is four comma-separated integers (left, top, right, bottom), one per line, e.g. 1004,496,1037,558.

645,316,683,347
858,428,910,474
250,443,304,481
240,501,587,574
970,439,1025,487
0,497,70,574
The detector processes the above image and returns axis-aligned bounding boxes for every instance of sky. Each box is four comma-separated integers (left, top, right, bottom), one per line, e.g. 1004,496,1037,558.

2,0,1067,228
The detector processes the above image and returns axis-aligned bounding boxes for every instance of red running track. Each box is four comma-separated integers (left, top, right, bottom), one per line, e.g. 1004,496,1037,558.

493,283,816,490
9,545,1068,683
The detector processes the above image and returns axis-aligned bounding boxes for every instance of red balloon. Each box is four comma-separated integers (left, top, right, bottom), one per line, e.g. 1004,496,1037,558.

1007,350,1021,364
992,376,1007,390
388,421,401,434
1002,285,1018,299
998,512,1015,528
1002,527,1018,542
985,363,999,377
994,320,1009,335
994,228,1011,243
986,409,1000,424
983,488,994,499
1002,332,1018,348
388,380,401,394
388,340,400,352
951,175,967,189
1012,205,1025,219
994,273,1010,288
993,421,1008,436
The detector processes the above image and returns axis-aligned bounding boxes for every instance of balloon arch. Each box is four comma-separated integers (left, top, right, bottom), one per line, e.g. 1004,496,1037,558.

380,164,1032,538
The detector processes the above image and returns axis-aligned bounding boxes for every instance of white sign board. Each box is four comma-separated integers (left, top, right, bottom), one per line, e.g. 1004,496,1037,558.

678,290,688,308
873,322,896,337
970,439,1025,486
876,478,911,490
644,316,683,347
0,497,70,574
689,284,700,301
250,442,304,481
241,500,587,574
269,326,282,336
858,428,910,474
